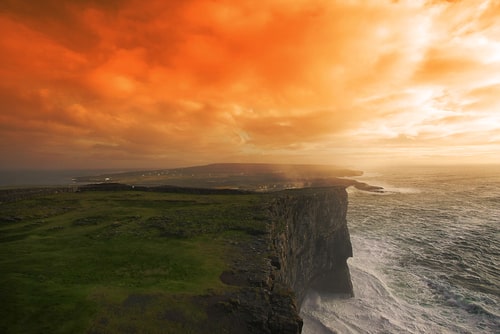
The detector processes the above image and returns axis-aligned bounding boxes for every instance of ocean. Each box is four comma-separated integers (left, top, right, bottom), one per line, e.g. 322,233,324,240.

302,165,500,333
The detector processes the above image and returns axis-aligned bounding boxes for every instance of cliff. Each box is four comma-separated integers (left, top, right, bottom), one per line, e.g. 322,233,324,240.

0,183,353,333
219,186,353,333
270,187,353,306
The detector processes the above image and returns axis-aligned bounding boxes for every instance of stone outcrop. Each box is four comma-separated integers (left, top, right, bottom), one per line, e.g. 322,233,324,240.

269,187,354,307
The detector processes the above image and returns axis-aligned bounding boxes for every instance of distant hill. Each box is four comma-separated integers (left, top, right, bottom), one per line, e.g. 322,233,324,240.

73,163,364,191
172,163,361,176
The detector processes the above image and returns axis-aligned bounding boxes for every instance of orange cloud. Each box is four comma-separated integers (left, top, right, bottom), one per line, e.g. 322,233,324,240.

0,0,499,169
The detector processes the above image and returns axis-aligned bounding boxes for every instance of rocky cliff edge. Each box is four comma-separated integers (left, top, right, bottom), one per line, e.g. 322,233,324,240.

219,186,353,333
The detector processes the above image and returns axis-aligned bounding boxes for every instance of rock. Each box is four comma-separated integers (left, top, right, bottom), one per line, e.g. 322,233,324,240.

269,187,354,307
220,187,352,333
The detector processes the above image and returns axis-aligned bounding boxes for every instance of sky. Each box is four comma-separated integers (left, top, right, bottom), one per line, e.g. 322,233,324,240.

1,0,499,170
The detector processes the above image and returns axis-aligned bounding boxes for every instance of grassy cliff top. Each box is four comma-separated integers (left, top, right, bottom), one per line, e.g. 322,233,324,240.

0,189,271,333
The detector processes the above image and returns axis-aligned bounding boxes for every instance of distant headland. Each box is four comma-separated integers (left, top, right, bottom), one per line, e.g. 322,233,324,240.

72,163,383,193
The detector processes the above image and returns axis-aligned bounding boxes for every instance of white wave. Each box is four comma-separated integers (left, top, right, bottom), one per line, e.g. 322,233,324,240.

347,184,421,196
346,168,423,195
302,266,441,334
301,235,486,334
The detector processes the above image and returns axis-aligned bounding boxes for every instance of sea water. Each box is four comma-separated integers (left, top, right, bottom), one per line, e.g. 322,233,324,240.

302,165,500,334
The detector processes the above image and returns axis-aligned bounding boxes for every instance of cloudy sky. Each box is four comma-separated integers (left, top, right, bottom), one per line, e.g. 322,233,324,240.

1,0,499,169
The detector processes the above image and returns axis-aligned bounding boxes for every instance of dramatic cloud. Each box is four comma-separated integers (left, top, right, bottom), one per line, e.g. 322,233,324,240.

1,0,499,169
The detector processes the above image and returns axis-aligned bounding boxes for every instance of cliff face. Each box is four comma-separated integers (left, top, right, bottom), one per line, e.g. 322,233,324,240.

218,187,353,333
269,187,353,306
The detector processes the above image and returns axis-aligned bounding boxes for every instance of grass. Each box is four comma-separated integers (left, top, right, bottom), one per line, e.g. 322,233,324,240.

0,190,269,333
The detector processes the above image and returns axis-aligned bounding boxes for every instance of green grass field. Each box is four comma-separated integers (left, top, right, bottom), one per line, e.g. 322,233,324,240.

0,190,269,333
